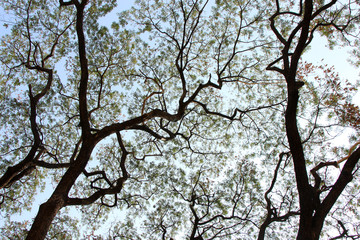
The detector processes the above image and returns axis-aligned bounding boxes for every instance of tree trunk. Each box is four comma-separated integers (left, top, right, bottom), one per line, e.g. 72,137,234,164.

25,138,96,239
296,219,316,240
25,195,64,240
257,220,269,240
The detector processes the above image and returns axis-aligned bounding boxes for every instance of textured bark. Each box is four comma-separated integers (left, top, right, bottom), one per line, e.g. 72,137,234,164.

0,162,35,189
25,196,64,240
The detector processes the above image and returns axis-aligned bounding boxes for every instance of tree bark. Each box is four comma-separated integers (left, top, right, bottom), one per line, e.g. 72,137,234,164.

26,2,95,238
25,195,64,240
26,138,96,239
283,1,317,238
258,218,271,240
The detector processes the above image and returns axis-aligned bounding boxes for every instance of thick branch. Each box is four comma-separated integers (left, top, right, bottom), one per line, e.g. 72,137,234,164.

312,146,360,236
0,68,53,188
66,132,128,206
75,0,91,136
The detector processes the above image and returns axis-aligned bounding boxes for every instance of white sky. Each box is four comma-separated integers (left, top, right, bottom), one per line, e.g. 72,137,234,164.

304,34,360,85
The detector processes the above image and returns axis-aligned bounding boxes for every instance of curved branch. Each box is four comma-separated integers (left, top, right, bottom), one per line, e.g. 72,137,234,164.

258,152,298,240
66,132,128,207
0,66,53,188
59,0,74,6
313,146,360,235
194,99,285,121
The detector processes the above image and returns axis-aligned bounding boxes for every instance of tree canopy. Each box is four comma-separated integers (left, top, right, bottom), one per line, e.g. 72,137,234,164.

0,0,359,239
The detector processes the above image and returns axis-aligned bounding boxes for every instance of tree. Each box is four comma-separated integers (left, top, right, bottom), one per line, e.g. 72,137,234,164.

0,0,359,239
265,1,360,239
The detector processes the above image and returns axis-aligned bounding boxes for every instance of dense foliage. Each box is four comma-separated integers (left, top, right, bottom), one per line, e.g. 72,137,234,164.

0,0,359,239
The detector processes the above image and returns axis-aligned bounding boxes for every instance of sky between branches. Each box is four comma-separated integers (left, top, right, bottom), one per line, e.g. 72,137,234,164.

0,0,359,237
